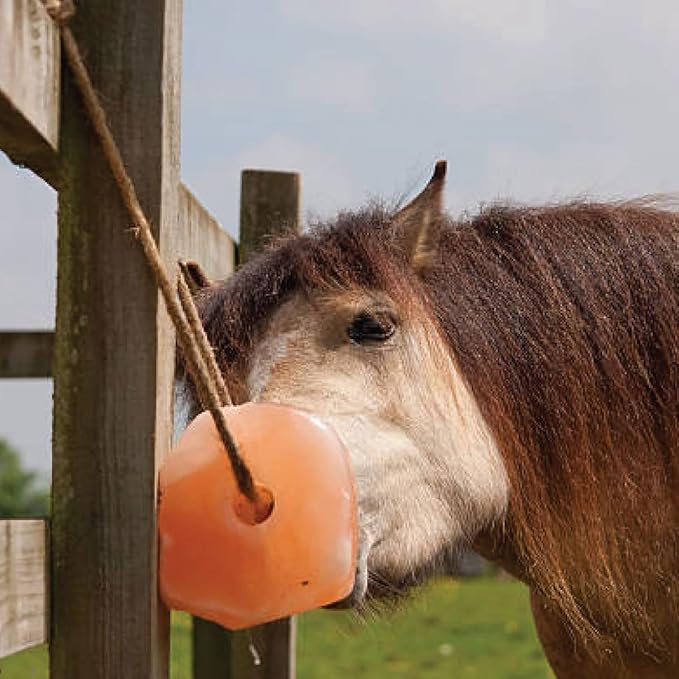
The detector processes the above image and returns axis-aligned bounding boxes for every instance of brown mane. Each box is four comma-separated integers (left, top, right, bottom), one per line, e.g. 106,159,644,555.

199,200,679,656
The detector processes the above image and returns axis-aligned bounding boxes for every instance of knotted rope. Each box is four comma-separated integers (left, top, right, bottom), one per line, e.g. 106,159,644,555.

45,1,259,503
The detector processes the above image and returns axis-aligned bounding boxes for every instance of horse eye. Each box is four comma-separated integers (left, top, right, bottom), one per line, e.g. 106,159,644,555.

347,312,395,344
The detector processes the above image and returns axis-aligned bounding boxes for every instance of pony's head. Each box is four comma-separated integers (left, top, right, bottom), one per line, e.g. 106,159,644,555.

193,162,509,605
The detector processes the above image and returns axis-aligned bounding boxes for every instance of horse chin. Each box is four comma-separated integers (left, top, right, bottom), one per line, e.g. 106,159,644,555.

324,537,371,610
324,528,452,611
326,569,412,611
324,571,368,610
327,539,469,612
324,549,420,611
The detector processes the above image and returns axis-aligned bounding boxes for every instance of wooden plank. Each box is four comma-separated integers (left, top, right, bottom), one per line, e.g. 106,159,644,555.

50,2,182,677
177,184,235,281
0,0,59,187
191,169,301,679
0,520,48,658
0,331,53,378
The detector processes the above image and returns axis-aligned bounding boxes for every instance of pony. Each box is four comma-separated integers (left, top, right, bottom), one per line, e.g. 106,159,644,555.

188,162,679,678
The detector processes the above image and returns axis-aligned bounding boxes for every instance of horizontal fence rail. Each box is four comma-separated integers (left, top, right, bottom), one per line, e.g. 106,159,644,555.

177,184,236,282
0,0,60,187
0,520,48,659
0,331,54,378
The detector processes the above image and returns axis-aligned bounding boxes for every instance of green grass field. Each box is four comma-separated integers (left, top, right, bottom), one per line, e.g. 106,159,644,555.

1,576,552,678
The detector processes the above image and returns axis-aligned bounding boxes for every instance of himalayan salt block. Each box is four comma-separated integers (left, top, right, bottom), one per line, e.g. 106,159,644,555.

158,402,357,630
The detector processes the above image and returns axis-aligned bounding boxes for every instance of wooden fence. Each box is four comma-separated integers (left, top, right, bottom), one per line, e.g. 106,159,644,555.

0,1,300,676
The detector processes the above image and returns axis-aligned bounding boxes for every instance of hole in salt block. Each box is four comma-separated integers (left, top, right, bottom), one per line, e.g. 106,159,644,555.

234,484,275,525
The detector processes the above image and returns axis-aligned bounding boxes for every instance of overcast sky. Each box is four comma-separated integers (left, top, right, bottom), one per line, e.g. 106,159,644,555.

2,0,679,474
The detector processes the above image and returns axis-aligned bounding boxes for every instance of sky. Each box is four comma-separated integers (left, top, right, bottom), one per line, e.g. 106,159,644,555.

2,0,679,474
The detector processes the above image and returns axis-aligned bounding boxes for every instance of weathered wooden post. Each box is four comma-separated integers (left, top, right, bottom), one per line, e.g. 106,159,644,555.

238,170,302,264
50,2,182,677
192,169,301,679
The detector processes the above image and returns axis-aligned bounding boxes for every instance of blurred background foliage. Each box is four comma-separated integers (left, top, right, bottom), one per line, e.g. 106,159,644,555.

0,437,49,518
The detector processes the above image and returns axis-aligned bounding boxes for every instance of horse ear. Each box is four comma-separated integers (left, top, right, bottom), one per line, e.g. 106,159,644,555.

179,259,212,294
392,160,447,270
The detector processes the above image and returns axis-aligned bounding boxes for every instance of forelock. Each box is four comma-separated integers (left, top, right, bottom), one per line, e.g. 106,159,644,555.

195,204,414,380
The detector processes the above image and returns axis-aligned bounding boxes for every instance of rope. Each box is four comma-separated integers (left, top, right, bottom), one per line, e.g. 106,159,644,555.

45,1,259,504
177,262,232,407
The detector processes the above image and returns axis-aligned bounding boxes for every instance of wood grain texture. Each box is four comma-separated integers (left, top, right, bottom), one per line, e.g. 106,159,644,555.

0,0,59,187
0,520,48,659
192,169,301,679
50,2,182,677
177,184,235,281
0,331,53,378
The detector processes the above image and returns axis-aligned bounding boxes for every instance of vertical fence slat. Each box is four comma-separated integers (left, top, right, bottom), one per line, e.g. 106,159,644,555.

192,169,301,679
233,169,301,679
238,170,302,264
50,2,182,677
192,617,232,679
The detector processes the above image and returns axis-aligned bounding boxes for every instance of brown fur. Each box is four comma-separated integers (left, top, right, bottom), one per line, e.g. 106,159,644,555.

196,199,679,661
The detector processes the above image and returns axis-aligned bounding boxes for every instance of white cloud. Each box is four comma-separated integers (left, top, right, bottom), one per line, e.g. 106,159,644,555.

0,156,56,327
277,0,547,45
288,60,378,116
434,0,547,44
449,138,679,218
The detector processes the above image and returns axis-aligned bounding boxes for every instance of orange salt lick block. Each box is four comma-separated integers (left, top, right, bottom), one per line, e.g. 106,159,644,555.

158,403,358,630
